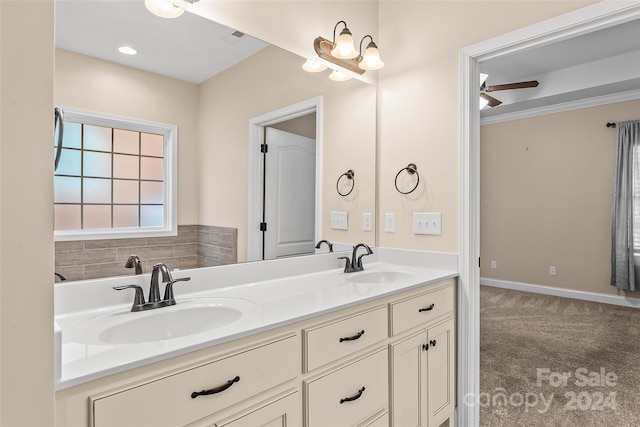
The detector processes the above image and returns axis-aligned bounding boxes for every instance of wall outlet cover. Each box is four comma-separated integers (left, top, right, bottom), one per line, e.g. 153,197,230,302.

385,213,395,232
362,213,373,231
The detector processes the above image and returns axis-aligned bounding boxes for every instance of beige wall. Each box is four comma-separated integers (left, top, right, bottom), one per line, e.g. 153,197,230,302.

54,49,200,225
271,113,316,140
1,1,55,424
376,1,595,253
480,100,640,297
197,45,376,262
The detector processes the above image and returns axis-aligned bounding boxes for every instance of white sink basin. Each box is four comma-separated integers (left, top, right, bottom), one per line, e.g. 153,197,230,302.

64,297,255,345
348,270,416,284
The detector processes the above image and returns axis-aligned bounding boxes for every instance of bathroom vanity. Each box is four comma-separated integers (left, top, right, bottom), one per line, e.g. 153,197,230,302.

54,249,457,427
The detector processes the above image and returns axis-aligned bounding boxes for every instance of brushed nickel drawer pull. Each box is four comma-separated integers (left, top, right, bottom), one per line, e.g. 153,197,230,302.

191,376,240,399
418,304,435,313
340,386,366,404
339,330,365,342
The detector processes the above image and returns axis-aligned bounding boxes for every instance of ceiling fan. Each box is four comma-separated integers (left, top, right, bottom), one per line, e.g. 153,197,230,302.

479,73,539,108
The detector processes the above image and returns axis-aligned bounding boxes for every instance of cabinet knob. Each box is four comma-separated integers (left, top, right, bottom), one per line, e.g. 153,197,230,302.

430,339,437,347
422,343,429,351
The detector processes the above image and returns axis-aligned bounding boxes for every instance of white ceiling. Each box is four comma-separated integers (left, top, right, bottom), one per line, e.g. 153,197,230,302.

55,0,269,84
56,2,640,116
479,18,640,118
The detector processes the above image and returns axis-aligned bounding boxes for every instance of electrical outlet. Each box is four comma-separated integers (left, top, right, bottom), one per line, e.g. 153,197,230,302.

385,213,395,232
491,260,497,269
549,266,556,276
330,211,348,230
362,213,373,231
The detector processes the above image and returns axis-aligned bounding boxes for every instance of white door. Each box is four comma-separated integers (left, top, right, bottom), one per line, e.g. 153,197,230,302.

263,127,316,259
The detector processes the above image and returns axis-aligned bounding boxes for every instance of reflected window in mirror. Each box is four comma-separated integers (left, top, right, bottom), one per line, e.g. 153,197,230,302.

54,109,177,241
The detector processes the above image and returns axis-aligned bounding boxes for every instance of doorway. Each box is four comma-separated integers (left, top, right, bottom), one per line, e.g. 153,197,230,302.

262,124,316,260
458,3,640,426
247,97,323,262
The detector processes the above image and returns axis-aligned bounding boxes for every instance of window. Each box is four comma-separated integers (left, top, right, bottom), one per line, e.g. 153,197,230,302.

54,108,177,241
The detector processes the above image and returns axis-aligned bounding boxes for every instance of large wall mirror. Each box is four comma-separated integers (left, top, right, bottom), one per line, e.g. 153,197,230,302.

54,1,377,282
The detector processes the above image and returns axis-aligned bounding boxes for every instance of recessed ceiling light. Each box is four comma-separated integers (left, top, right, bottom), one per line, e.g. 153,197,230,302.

118,46,137,55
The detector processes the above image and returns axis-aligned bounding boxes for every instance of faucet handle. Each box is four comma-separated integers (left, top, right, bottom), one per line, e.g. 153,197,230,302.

338,256,352,273
113,284,146,306
163,277,191,303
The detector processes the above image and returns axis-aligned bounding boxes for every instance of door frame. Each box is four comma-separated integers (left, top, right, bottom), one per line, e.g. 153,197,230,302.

247,96,323,262
457,3,640,426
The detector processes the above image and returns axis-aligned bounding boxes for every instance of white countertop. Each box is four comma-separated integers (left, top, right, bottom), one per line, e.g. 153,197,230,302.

54,248,457,390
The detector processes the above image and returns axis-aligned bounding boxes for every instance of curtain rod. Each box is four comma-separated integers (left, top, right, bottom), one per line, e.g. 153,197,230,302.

606,122,616,128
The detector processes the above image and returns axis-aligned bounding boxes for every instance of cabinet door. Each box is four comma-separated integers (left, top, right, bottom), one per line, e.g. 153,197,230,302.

390,331,427,427
214,391,299,427
426,319,455,427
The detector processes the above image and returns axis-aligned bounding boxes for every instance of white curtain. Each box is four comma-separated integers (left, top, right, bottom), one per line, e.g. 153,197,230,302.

611,120,640,291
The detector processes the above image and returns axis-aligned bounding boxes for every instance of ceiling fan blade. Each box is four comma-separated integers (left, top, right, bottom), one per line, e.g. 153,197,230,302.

485,80,539,92
480,93,502,107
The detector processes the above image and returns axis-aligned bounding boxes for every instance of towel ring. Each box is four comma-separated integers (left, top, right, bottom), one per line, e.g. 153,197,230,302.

394,163,419,194
336,169,355,197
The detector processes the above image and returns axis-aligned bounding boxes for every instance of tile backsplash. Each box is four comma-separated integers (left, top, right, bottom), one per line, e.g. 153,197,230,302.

54,225,237,282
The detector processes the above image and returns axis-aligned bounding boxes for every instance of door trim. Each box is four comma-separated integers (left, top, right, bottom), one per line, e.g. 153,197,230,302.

247,96,323,262
458,3,640,426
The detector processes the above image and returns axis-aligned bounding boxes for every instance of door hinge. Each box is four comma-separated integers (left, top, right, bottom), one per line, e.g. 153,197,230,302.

260,222,267,232
479,257,481,268
260,143,268,153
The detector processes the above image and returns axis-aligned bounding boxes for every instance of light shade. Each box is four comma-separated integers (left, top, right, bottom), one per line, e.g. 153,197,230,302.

358,41,384,70
480,72,489,87
302,59,327,73
331,28,359,59
144,0,184,18
329,69,352,82
479,96,490,110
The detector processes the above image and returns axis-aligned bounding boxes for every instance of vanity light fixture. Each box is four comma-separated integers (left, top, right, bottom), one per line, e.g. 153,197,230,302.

302,59,327,73
329,69,352,82
358,35,384,70
144,0,199,19
308,21,384,78
330,21,359,59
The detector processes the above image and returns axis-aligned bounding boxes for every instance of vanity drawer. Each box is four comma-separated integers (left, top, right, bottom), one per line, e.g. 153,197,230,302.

390,281,454,335
304,348,388,427
91,335,298,427
304,306,387,372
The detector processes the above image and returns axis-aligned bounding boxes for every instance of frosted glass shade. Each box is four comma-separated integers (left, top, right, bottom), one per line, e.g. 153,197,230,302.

358,44,384,70
144,0,184,18
331,29,358,59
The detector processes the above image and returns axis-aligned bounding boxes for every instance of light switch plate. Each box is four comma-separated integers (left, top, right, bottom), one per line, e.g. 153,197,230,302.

385,213,395,232
330,211,348,230
413,212,442,235
362,213,373,231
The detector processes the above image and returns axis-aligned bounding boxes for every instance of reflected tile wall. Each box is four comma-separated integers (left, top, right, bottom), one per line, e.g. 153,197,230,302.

54,225,237,281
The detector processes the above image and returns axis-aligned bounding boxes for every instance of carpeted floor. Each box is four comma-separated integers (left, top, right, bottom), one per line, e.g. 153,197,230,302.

480,286,640,426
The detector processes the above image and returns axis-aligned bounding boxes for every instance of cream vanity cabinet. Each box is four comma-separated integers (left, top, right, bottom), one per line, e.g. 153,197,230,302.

389,283,456,427
55,278,456,427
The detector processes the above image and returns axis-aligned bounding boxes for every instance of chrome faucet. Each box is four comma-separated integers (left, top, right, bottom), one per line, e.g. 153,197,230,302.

315,239,334,252
338,243,373,273
114,263,191,312
125,255,143,275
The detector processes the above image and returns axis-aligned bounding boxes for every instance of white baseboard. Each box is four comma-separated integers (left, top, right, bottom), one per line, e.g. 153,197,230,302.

480,277,640,308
